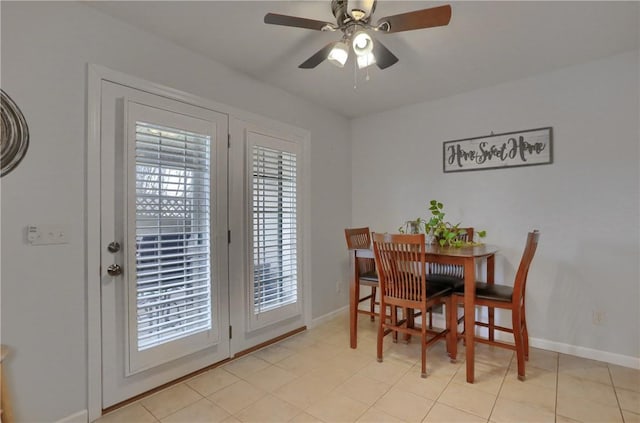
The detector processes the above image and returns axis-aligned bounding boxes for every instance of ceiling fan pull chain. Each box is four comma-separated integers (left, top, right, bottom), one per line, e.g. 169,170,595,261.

353,57,358,90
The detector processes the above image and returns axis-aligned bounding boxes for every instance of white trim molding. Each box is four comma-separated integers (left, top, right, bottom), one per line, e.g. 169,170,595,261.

56,410,88,423
529,337,640,370
310,305,349,329
482,326,640,369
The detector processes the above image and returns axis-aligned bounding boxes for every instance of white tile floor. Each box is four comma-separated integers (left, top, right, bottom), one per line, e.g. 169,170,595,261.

98,313,640,422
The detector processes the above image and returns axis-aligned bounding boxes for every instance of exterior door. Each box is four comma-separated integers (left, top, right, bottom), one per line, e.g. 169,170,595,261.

100,81,230,407
228,119,308,353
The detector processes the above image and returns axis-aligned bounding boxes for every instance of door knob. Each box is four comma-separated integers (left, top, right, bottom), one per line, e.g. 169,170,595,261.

107,264,123,276
107,241,121,253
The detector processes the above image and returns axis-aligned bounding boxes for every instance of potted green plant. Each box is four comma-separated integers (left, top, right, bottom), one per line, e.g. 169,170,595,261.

398,217,426,234
427,200,487,246
400,200,486,247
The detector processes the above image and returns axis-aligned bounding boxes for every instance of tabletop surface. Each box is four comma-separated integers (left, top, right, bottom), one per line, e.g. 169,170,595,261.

355,243,499,258
424,243,499,257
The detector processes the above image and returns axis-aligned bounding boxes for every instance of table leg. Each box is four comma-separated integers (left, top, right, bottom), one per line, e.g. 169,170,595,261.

350,250,358,349
447,295,458,361
487,255,495,342
464,257,475,383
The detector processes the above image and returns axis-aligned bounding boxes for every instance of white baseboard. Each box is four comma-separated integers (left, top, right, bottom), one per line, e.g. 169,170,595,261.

452,317,640,370
56,409,88,423
309,305,348,328
529,337,640,369
476,325,640,369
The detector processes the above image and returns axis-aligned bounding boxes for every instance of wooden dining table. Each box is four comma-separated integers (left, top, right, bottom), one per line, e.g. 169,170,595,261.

349,243,498,383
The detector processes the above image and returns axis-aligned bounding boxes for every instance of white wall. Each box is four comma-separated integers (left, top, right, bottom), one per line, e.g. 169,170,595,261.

352,50,640,362
0,2,351,421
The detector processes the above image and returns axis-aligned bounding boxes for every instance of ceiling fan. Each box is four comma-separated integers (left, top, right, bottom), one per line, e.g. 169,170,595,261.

264,0,451,70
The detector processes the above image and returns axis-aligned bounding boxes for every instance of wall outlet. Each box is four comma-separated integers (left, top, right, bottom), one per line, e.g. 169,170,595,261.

592,310,606,325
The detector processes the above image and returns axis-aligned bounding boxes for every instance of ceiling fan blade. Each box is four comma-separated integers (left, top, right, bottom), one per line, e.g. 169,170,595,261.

264,13,335,31
372,39,399,69
376,4,451,33
299,42,338,69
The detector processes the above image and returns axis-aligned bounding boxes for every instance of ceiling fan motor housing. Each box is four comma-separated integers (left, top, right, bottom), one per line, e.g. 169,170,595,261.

332,0,377,25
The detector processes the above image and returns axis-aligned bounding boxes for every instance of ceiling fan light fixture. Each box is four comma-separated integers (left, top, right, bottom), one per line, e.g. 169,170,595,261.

352,31,374,56
328,41,349,67
356,52,376,69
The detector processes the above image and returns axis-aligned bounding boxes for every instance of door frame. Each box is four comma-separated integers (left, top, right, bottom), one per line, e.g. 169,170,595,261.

87,64,311,421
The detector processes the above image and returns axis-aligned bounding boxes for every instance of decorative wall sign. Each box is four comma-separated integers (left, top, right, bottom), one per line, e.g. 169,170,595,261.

443,127,552,173
1,89,30,177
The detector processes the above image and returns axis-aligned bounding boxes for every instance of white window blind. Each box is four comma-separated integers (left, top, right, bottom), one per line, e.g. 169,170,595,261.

135,122,211,351
252,145,298,315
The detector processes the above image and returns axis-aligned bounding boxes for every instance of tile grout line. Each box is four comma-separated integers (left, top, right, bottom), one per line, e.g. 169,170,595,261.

252,335,369,421
139,402,159,422
486,352,513,423
324,334,447,422
410,349,455,421
607,364,627,423
351,344,415,423
423,359,464,420
157,383,205,422
346,369,393,423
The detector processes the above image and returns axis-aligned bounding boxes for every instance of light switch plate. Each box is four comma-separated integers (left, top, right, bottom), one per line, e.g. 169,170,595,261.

27,224,70,245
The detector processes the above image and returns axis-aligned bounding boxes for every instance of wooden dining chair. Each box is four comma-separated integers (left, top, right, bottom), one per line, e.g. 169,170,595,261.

344,227,379,322
428,227,474,287
452,230,540,380
372,233,455,378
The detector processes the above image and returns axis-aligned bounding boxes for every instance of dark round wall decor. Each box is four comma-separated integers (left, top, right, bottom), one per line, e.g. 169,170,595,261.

1,89,30,177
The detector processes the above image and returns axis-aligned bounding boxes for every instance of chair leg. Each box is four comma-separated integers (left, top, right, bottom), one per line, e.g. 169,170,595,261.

404,308,414,343
377,304,385,363
446,297,457,362
428,308,433,329
522,304,529,361
512,308,526,381
452,295,467,346
421,312,427,378
370,286,376,321
391,306,398,343
488,306,495,341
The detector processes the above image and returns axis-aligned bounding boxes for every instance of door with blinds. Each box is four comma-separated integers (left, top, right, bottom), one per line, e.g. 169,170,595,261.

228,122,306,353
100,81,229,407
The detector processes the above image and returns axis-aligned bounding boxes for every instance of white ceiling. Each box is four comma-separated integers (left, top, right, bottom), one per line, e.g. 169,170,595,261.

88,1,639,118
